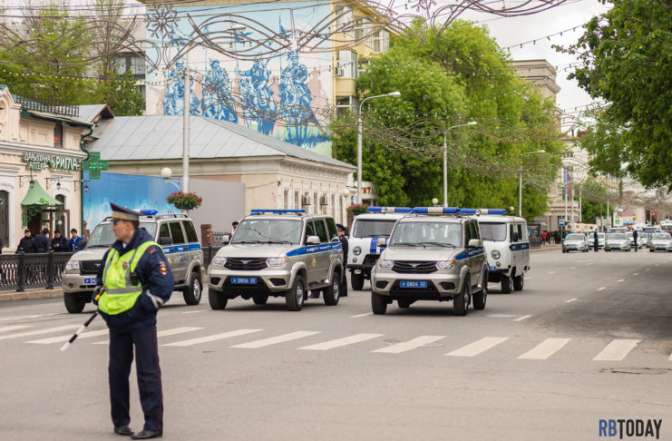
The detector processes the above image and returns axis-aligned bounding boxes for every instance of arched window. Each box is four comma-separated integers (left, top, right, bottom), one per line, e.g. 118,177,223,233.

0,190,8,248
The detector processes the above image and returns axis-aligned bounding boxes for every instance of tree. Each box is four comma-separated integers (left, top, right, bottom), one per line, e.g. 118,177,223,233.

577,178,608,223
566,0,672,188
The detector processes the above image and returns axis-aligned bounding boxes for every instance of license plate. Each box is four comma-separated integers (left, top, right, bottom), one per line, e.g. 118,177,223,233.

230,277,257,285
83,277,97,286
354,269,362,274
399,280,428,289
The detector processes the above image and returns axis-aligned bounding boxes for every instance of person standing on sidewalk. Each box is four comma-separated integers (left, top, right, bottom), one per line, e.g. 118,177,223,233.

633,229,639,252
593,229,599,252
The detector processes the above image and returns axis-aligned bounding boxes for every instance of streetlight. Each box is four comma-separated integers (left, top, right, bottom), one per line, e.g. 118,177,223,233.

518,150,546,217
356,91,401,205
443,121,477,207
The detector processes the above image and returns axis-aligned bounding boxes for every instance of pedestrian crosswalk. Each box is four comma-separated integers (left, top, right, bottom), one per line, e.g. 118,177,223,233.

1,321,671,363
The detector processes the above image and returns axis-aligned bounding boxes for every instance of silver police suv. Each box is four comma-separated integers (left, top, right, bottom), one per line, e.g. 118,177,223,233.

370,207,488,316
207,209,344,311
62,212,204,313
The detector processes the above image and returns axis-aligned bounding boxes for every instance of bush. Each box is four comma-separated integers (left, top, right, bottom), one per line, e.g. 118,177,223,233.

167,192,203,210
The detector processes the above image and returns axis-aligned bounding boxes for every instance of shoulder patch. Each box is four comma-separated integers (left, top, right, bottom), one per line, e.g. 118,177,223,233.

147,245,160,255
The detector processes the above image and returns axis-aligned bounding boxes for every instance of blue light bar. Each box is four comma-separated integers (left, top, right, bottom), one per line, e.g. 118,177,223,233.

140,209,159,216
476,208,507,215
250,209,305,215
459,208,477,216
410,207,507,216
367,206,413,214
411,207,460,215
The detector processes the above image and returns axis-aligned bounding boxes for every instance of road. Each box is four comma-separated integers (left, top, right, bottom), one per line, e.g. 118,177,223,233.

1,249,671,441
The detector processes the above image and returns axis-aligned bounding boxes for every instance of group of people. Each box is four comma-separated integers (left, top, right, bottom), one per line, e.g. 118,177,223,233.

16,228,86,254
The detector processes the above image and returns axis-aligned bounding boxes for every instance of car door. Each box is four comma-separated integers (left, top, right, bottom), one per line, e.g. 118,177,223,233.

509,223,520,270
168,221,188,283
325,217,341,273
157,222,178,276
467,221,483,288
303,220,320,285
182,220,202,273
313,218,331,283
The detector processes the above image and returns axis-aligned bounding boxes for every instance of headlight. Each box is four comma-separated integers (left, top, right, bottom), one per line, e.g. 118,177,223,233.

491,250,501,260
437,260,454,270
267,256,288,268
353,246,362,256
210,256,227,269
64,260,79,274
380,259,393,269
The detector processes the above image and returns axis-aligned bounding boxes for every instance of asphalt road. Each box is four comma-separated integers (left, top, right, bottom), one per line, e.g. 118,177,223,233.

1,249,671,441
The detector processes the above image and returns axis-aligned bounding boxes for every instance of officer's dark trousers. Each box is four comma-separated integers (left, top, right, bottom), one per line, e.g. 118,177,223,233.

109,325,163,432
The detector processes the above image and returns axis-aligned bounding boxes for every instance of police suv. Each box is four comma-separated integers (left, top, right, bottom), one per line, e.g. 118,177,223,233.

370,207,488,316
347,207,410,290
477,213,530,293
207,209,344,311
62,212,204,313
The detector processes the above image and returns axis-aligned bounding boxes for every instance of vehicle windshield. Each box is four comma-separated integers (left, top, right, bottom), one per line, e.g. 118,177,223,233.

479,223,507,241
565,234,584,241
653,233,671,239
352,219,397,238
389,221,462,248
87,222,157,248
607,233,626,240
231,219,302,244
598,233,605,239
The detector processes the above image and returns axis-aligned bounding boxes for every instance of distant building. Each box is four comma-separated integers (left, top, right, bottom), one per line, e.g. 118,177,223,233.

511,59,561,103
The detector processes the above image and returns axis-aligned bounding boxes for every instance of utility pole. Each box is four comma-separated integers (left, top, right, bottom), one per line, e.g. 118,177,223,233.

182,55,191,193
443,133,448,208
518,167,523,217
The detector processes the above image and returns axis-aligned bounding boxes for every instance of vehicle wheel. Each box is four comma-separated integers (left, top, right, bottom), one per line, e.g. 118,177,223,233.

351,272,364,291
323,270,341,306
253,294,268,305
208,289,228,310
371,292,387,315
453,280,470,316
286,274,305,311
64,294,85,313
397,298,413,309
650,249,655,253
473,281,487,311
513,273,524,291
501,276,513,294
182,271,203,305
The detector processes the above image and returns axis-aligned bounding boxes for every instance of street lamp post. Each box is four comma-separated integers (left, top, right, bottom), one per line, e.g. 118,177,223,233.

517,150,546,217
443,121,477,207
356,91,401,205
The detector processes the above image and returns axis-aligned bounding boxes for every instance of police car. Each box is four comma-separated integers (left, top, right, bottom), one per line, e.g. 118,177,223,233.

370,207,488,316
62,212,204,313
207,209,344,311
347,207,410,290
476,212,530,294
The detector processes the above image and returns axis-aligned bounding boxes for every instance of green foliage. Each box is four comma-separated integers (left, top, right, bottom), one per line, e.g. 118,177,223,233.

567,0,672,187
93,71,144,116
577,178,608,223
332,20,563,219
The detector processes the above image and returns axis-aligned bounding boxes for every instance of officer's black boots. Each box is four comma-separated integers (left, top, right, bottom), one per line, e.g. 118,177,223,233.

114,426,134,436
131,429,162,440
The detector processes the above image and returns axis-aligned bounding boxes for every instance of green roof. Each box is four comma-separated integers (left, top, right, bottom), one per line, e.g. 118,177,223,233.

21,181,62,206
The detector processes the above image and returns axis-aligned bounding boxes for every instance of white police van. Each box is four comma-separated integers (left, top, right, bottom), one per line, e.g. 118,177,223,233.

347,207,411,290
476,212,530,294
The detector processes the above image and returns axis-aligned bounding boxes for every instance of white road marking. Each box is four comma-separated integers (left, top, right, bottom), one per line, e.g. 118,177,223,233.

565,298,578,303
182,310,204,314
593,339,641,361
300,333,382,351
518,338,571,360
0,325,79,341
617,279,624,283
233,331,320,349
0,325,31,333
446,337,509,357
350,312,372,319
597,286,607,292
525,276,533,280
513,315,532,322
487,313,518,318
633,273,639,276
93,327,203,345
0,313,60,322
28,329,108,344
547,271,556,275
372,336,445,354
164,329,263,347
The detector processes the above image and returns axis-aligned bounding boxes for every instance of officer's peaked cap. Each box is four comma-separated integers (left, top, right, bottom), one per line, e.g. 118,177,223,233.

110,203,140,222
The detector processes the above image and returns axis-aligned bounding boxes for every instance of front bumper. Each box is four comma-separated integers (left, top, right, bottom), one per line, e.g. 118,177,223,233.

371,269,461,300
62,273,98,294
208,267,293,296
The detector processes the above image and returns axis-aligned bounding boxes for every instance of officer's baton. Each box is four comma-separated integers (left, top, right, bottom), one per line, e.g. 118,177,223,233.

60,311,98,352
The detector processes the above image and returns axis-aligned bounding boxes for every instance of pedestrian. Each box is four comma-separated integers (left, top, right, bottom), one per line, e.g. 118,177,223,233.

51,230,69,252
633,229,638,252
593,228,599,252
16,229,34,253
231,221,239,235
69,228,82,251
93,203,173,440
336,224,349,297
33,228,50,253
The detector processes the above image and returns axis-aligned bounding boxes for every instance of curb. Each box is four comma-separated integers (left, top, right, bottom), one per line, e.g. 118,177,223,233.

0,288,63,302
531,246,562,253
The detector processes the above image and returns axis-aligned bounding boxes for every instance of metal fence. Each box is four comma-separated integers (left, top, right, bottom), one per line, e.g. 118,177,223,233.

0,252,74,292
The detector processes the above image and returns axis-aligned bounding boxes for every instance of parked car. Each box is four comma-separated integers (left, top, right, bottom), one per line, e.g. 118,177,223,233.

563,233,589,253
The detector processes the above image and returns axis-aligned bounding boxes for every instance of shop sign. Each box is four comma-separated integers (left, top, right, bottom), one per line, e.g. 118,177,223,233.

22,152,81,171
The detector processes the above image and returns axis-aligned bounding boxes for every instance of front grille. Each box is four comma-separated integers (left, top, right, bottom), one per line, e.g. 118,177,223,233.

392,261,437,274
362,254,380,267
80,260,102,275
224,258,267,271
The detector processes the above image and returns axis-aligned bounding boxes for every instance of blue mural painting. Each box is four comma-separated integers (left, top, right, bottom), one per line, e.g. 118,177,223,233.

280,50,316,147
239,60,276,134
203,60,237,123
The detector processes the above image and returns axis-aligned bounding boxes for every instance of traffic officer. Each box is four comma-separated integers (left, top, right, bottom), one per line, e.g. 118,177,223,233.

94,203,173,440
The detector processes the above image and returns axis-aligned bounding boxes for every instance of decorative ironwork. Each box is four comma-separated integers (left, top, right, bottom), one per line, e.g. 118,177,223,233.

13,95,80,118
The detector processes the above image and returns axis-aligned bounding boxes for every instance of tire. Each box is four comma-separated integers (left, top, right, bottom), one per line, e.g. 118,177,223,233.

253,294,268,305
501,276,513,294
513,273,524,291
351,272,364,291
473,280,487,311
285,274,306,311
182,271,203,305
64,294,85,314
397,298,413,309
453,279,470,316
323,270,341,306
650,249,655,253
208,289,228,310
371,292,388,315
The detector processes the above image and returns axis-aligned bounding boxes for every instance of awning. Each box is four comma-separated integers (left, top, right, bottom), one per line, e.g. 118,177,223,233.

21,180,62,207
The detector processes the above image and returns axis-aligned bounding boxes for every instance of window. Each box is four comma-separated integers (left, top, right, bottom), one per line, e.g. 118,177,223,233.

336,96,355,118
294,191,300,210
314,219,329,243
331,194,336,218
469,222,480,240
168,222,185,244
158,223,172,245
53,123,63,148
326,217,338,241
517,224,525,241
479,223,507,241
182,221,199,243
304,221,317,243
337,50,358,79
283,189,289,209
313,192,318,214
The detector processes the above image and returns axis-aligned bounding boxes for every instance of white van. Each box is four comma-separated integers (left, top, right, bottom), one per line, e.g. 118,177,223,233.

476,214,530,294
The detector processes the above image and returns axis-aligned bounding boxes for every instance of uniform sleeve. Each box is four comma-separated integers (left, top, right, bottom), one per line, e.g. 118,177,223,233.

137,245,174,307
97,250,109,286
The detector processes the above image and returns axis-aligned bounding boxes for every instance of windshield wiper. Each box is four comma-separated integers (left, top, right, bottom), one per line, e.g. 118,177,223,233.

418,242,456,248
259,240,293,244
392,242,423,247
233,240,263,244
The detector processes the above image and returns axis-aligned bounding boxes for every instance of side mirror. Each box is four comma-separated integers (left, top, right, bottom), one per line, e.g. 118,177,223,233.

468,239,482,248
306,235,320,245
377,237,387,249
221,233,231,245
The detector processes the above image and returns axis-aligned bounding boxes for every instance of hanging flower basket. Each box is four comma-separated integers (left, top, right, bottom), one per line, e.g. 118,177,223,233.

167,192,203,210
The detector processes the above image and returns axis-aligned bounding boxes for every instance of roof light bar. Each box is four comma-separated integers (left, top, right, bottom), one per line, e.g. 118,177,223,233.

410,207,508,216
250,209,306,216
367,206,413,214
140,209,159,216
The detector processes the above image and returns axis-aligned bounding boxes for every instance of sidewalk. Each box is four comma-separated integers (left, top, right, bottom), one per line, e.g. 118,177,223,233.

0,287,63,302
531,244,562,253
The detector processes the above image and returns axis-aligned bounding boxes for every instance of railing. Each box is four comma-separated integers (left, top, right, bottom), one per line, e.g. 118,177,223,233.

14,95,80,117
0,252,74,292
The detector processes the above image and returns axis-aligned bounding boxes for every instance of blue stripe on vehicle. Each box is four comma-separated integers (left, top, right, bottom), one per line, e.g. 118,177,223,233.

162,242,201,255
455,247,485,260
509,243,530,251
286,242,342,257
370,236,378,254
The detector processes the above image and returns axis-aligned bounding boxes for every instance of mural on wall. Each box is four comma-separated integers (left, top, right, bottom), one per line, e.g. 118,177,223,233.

145,3,332,156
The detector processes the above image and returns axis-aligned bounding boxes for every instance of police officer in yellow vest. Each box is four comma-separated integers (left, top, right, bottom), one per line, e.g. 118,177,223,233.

94,203,173,440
